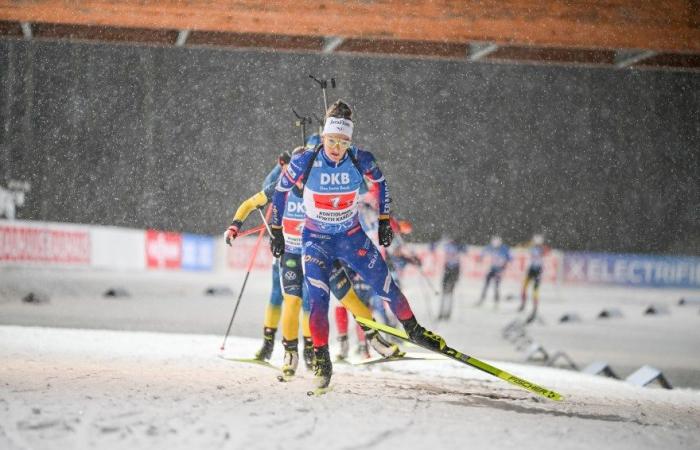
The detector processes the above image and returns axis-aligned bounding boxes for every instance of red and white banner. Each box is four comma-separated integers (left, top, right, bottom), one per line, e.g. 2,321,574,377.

226,234,274,271
145,230,182,269
0,225,90,265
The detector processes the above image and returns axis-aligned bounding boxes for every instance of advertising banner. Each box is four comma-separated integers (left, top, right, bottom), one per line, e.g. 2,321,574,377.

0,221,90,265
226,233,274,271
181,234,214,271
564,252,700,289
145,230,182,269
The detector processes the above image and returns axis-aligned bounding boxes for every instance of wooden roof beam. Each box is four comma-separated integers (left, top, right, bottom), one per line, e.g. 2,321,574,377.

1,1,698,53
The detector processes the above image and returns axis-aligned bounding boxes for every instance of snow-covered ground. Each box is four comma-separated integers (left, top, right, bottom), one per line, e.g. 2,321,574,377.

1,268,700,449
1,326,699,450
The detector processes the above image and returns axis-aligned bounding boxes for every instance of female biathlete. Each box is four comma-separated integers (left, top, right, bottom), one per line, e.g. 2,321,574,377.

269,100,443,389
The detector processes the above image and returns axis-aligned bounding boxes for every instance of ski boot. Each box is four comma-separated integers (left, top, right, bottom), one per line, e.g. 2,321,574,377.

517,294,526,312
363,327,404,358
281,338,299,378
335,334,349,361
254,327,276,361
400,316,446,351
313,345,333,390
356,342,371,359
302,337,314,370
525,306,538,325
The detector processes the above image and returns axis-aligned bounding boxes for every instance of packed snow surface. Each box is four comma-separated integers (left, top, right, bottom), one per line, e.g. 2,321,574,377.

1,268,699,449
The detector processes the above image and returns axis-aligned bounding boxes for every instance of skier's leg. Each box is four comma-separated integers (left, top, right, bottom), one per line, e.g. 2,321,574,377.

444,268,458,320
302,233,334,388
519,274,531,312
439,271,449,319
355,323,369,357
301,282,313,369
334,304,350,360
303,249,333,348
337,231,413,321
478,270,493,305
494,270,502,305
338,228,445,351
329,262,373,321
279,253,304,375
527,270,542,323
330,260,401,357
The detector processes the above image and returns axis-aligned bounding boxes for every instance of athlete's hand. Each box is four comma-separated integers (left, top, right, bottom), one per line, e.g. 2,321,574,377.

378,218,393,247
270,226,285,257
224,220,243,246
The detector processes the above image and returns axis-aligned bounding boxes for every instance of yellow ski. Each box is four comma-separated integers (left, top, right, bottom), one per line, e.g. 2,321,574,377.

355,317,563,402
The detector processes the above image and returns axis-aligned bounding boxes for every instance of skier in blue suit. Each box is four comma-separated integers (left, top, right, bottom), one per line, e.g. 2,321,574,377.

269,100,441,390
477,236,512,307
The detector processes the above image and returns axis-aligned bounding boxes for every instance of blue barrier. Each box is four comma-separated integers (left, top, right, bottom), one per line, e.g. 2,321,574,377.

181,234,214,271
563,252,700,289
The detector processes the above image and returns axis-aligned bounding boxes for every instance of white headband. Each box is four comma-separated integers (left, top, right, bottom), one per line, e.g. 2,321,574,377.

322,117,353,139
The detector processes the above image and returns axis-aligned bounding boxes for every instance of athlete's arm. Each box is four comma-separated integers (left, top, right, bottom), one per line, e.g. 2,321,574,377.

231,181,276,224
356,149,391,219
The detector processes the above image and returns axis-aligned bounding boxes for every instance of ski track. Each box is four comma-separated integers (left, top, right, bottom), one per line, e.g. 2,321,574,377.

2,268,700,449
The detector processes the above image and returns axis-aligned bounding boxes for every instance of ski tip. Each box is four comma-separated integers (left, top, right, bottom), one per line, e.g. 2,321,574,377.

547,392,564,402
307,386,332,396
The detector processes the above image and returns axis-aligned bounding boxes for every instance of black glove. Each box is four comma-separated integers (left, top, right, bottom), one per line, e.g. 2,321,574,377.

270,226,285,257
224,220,243,246
378,218,393,247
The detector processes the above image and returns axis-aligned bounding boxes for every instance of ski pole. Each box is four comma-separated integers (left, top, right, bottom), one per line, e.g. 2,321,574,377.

418,267,440,296
237,224,265,238
220,207,272,351
256,207,273,236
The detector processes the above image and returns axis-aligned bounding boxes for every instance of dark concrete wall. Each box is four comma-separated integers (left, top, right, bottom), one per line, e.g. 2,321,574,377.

1,39,698,254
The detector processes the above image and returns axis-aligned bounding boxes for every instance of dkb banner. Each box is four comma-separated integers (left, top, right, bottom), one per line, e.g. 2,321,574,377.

564,252,700,289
